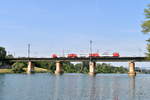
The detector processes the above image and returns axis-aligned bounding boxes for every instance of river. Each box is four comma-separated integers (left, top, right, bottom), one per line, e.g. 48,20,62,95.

0,73,149,100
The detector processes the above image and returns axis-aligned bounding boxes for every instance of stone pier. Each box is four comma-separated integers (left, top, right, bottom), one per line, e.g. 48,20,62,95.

55,61,63,75
27,61,34,74
128,62,136,76
88,61,96,76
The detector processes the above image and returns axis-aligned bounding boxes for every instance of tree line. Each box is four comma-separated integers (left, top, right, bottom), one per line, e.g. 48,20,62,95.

33,61,128,73
10,61,128,73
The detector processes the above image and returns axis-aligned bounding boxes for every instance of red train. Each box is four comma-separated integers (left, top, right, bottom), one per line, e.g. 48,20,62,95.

67,54,78,58
51,52,120,58
113,52,120,57
89,53,100,57
51,54,58,58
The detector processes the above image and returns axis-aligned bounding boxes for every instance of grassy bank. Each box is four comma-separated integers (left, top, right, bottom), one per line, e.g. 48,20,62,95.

0,69,12,74
24,67,49,73
0,67,49,74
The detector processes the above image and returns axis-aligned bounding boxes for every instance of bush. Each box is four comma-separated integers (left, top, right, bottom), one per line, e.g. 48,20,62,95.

12,62,26,73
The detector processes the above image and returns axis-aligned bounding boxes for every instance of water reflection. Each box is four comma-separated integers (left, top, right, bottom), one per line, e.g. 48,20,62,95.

53,75,61,100
52,74,143,100
128,76,136,100
0,75,5,100
0,74,150,100
88,76,97,100
112,76,119,100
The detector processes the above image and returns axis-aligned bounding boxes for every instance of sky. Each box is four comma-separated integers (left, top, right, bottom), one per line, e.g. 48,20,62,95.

0,0,150,67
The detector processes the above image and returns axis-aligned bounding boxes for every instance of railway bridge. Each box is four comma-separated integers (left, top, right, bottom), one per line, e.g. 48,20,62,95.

1,57,149,76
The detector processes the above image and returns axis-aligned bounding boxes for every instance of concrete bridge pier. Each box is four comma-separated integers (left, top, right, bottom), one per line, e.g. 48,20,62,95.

27,61,34,74
55,61,63,75
88,61,96,76
128,62,136,76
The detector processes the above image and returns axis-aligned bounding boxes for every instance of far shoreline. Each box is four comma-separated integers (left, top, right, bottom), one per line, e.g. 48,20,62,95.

0,67,49,74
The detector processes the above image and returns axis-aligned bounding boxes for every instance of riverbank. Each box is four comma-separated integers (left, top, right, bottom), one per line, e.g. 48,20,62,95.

0,67,49,74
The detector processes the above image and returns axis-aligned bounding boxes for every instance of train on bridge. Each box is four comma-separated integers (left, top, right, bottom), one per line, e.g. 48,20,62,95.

51,52,120,58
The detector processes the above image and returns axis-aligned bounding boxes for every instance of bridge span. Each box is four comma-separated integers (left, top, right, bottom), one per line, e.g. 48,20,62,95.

1,57,149,76
3,57,149,62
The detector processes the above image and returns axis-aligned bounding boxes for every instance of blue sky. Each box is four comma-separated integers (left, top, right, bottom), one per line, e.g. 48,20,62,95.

0,0,150,60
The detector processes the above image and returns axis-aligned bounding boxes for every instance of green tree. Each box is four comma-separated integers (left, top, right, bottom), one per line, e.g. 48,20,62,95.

12,62,26,73
96,63,127,73
74,63,83,73
0,47,6,66
142,5,150,58
34,61,55,73
63,62,76,73
142,5,150,34
6,54,13,58
5,54,14,65
82,61,89,73
145,39,150,58
0,47,6,58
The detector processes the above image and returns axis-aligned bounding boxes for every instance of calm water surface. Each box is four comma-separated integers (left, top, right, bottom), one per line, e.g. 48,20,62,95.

0,73,149,100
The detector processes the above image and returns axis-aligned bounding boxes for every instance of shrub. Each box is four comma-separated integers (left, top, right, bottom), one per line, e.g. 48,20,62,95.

12,62,26,73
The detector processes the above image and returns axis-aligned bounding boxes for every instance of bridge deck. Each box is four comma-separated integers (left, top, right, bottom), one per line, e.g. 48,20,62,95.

1,57,149,62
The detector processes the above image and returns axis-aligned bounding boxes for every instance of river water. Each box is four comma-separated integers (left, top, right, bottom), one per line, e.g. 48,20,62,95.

0,73,149,100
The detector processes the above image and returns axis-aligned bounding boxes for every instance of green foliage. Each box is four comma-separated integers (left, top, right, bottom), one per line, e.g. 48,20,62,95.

12,62,26,73
63,62,89,73
74,63,82,73
36,61,127,73
62,62,75,73
48,62,56,73
5,54,14,65
146,39,150,58
0,47,6,59
142,5,150,34
26,61,128,74
33,61,55,73
0,47,7,66
82,61,89,73
6,54,14,58
141,5,150,58
0,46,14,66
144,5,150,19
96,63,127,73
